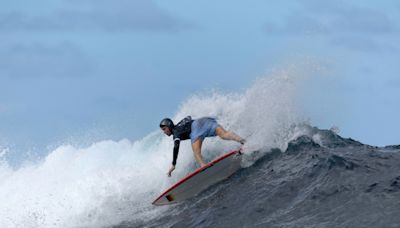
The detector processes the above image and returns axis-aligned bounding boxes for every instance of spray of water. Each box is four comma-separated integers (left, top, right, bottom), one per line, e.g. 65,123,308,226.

0,64,318,227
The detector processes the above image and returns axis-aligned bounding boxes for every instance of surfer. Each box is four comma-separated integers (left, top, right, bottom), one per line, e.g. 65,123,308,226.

159,116,245,177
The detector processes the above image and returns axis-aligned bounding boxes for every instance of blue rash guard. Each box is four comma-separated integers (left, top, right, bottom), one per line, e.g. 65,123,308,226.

171,116,219,166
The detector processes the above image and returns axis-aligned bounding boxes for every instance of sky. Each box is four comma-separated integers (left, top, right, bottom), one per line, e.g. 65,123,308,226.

0,0,399,158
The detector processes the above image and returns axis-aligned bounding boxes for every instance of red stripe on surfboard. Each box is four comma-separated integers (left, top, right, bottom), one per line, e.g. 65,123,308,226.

152,149,241,205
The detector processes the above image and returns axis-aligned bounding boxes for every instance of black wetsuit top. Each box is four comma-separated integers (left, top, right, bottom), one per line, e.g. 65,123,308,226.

171,116,193,165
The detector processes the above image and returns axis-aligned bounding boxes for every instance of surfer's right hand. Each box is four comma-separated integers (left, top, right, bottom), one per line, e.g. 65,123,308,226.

167,165,175,177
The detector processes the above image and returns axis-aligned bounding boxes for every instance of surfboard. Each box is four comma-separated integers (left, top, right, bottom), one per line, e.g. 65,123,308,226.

152,150,242,206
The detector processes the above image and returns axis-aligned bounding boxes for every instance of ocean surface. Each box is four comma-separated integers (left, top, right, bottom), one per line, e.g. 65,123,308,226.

1,70,399,227
128,126,400,228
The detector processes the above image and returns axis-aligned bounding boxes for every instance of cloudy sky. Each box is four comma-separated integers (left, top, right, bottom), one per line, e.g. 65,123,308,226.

0,0,399,158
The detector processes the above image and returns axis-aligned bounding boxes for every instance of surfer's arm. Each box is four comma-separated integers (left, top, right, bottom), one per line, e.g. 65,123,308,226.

172,138,180,166
167,139,180,177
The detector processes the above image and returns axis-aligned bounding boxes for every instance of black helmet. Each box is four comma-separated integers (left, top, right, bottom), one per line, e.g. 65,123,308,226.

159,118,174,129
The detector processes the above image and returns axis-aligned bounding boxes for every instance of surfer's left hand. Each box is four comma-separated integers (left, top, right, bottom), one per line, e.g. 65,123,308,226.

167,165,175,177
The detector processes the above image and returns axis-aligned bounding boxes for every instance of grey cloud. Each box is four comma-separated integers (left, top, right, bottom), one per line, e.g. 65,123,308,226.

0,0,191,32
265,0,398,36
330,7,395,34
264,0,399,54
265,15,329,36
0,42,92,78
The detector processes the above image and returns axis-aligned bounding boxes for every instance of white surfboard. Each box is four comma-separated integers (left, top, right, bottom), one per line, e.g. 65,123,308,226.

152,150,242,206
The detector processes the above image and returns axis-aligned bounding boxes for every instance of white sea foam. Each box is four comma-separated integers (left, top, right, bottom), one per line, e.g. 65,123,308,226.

0,64,318,227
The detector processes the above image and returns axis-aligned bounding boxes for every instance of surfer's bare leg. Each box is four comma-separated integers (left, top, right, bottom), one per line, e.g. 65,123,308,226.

215,126,245,144
192,139,207,167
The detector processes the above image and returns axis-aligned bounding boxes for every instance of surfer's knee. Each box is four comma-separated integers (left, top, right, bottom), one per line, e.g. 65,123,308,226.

191,139,203,151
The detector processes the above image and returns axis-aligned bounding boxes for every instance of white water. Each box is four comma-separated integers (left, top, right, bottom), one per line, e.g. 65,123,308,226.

0,65,316,227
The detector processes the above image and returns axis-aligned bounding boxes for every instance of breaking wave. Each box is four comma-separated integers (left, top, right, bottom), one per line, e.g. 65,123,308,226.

3,64,397,228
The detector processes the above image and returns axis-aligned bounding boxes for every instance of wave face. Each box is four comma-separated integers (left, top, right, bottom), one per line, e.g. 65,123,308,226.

1,66,399,227
130,127,400,228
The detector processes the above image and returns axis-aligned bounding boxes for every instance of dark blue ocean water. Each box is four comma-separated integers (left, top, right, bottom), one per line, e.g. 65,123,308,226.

119,126,400,228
